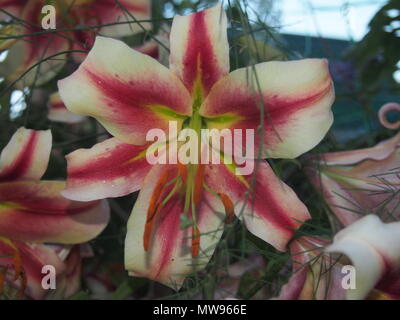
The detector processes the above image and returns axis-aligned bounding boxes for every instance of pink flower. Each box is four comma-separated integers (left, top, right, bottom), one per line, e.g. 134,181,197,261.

0,127,109,299
0,0,151,86
277,215,400,300
326,215,400,300
305,102,400,227
276,236,345,300
58,3,334,289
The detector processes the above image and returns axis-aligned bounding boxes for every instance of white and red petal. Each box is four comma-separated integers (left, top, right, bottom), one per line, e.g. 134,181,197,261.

0,180,110,244
47,92,86,124
277,236,345,300
0,238,66,300
58,36,192,145
125,164,225,289
276,267,309,300
205,161,310,251
169,3,229,97
305,135,400,226
1,1,69,87
0,128,51,182
326,215,400,300
307,169,362,226
200,59,334,159
62,137,153,201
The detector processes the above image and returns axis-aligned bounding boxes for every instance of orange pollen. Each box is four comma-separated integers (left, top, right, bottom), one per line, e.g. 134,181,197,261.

191,225,201,257
219,193,235,223
193,165,205,205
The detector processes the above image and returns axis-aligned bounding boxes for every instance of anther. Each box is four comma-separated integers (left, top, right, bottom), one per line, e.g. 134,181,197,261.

193,165,205,205
191,225,201,257
218,193,235,223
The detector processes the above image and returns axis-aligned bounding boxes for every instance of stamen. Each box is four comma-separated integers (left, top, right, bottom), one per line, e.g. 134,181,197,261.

191,225,201,257
147,169,171,223
218,193,235,223
178,162,187,185
193,165,205,205
143,203,162,251
143,168,177,252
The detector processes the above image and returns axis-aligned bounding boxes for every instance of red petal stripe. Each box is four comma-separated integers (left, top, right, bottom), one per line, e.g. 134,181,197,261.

0,130,38,182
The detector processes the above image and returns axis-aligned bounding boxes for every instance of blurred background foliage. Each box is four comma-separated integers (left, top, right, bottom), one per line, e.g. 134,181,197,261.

0,0,399,300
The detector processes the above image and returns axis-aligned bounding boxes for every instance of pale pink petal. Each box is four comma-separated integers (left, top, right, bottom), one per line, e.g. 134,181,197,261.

308,133,400,166
0,238,66,300
305,138,400,226
326,215,400,300
0,180,110,244
277,236,345,300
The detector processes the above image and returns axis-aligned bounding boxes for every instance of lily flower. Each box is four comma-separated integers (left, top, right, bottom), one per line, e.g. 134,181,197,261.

305,102,400,226
0,0,151,86
58,3,334,289
276,236,345,300
0,127,110,299
326,214,400,300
